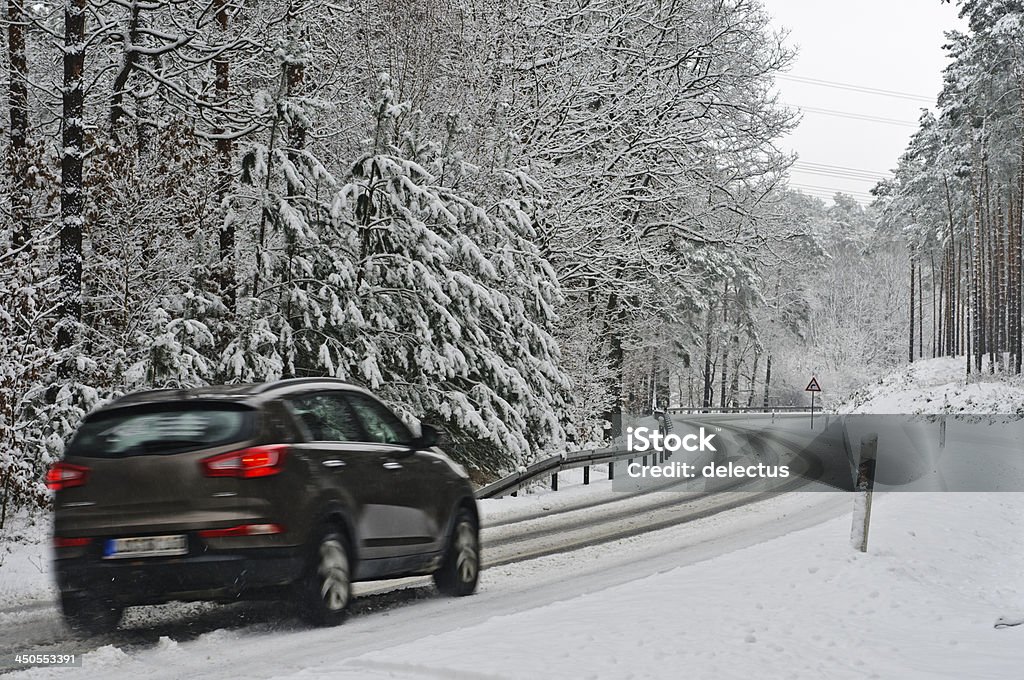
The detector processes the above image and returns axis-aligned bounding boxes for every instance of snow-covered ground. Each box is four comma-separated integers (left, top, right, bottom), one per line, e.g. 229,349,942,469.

0,513,55,612
4,360,1023,678
838,356,1024,414
4,491,1022,679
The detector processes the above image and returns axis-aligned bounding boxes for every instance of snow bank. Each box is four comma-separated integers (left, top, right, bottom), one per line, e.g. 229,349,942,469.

338,493,1024,680
0,512,55,609
838,356,1024,414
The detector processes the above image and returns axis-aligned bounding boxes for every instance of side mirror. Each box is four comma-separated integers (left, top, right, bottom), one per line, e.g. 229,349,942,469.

412,423,441,450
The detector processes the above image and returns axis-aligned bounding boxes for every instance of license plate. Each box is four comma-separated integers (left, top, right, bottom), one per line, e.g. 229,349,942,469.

102,534,188,559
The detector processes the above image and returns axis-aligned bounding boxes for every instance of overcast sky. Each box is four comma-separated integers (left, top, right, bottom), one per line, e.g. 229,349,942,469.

766,0,966,204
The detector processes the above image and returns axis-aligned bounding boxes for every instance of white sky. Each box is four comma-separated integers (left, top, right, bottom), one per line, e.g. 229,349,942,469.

766,0,966,204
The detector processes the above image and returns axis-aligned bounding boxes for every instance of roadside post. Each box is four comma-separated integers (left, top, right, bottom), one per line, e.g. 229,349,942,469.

805,376,822,429
851,434,878,553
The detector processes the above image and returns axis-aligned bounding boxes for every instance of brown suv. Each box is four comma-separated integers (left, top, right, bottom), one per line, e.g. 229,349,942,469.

48,378,480,632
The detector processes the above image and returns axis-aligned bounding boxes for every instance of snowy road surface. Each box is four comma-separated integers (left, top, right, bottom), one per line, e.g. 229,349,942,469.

0,472,810,675
6,491,1022,680
2,411,1022,678
0,414,817,670
1,489,848,679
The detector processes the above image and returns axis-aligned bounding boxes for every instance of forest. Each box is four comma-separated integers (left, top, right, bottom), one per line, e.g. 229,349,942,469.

880,0,1024,378
2,0,1013,521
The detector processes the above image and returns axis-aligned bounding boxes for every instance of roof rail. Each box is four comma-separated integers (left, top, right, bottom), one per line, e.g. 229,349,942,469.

254,376,352,393
108,388,181,405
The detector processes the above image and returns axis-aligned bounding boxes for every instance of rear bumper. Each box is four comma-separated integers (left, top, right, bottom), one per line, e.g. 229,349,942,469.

56,547,305,606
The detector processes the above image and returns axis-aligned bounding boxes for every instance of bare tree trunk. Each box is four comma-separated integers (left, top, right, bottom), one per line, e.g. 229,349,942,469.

6,0,32,251
702,307,714,409
909,256,916,363
720,281,728,409
748,351,759,408
948,244,956,356
1016,179,1023,374
931,252,939,358
109,2,141,144
56,0,88,375
985,169,996,373
729,349,741,409
214,0,236,310
603,292,624,437
285,0,306,192
956,238,962,356
1013,168,1023,373
943,176,956,357
996,193,1007,370
918,260,924,360
973,177,984,373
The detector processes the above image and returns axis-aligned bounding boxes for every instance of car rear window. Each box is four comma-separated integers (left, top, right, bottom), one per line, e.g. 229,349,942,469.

65,403,256,458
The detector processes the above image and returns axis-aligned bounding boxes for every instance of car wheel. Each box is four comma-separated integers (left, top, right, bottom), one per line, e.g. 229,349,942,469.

60,592,122,635
434,508,479,596
299,527,352,626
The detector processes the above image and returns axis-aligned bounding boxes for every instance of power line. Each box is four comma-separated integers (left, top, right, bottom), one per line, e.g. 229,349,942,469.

778,74,934,104
794,165,884,179
792,169,885,183
791,164,890,182
793,104,919,127
794,160,892,175
789,162,892,192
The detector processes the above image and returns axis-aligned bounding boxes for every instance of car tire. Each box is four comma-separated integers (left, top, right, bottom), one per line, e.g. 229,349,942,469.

434,508,479,596
60,592,123,635
298,526,352,626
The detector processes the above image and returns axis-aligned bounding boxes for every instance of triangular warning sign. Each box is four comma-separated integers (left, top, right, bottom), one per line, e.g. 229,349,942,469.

805,377,822,392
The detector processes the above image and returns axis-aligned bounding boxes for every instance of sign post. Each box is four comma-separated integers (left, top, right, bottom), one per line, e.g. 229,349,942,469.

851,434,877,552
805,376,822,429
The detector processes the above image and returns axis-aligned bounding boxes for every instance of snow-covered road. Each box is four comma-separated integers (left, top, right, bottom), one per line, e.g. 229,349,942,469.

9,489,1022,680
0,414,829,676
5,488,858,679
3,408,1023,678
0,468,809,673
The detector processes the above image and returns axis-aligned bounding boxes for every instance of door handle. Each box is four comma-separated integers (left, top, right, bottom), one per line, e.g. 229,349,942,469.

322,459,346,468
382,461,403,470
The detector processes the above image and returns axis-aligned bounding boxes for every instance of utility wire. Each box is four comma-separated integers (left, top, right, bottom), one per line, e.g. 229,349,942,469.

793,104,919,127
792,165,890,182
794,160,892,176
792,169,886,182
778,74,934,104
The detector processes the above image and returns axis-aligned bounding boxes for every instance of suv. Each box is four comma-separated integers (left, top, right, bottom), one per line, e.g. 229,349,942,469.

48,378,480,632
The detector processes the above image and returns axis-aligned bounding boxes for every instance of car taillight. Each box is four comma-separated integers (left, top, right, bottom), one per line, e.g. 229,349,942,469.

53,537,92,548
199,523,284,538
46,463,89,491
201,445,289,479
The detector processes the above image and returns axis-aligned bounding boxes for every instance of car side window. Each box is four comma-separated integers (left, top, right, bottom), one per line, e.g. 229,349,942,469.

264,400,300,443
288,393,362,442
344,393,412,445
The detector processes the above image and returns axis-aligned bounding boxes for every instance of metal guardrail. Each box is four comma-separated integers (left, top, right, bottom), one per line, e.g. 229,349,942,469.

473,408,818,500
474,445,665,499
666,406,812,414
